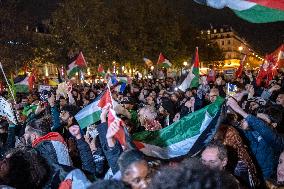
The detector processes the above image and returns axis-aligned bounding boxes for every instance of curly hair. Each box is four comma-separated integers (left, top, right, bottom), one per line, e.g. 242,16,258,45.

118,149,146,176
0,147,50,189
149,158,239,189
26,116,51,136
87,180,130,189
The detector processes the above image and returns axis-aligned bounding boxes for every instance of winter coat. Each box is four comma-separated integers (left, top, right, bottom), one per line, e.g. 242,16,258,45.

50,106,61,131
75,138,96,174
97,122,123,174
44,163,91,189
243,115,277,179
246,115,284,153
32,132,72,166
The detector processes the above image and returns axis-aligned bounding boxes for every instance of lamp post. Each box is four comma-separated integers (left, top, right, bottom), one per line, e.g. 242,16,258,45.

181,61,188,76
238,46,243,59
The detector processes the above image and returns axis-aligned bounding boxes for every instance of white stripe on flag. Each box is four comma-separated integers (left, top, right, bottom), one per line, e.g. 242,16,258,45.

138,112,212,159
75,99,101,120
207,0,256,10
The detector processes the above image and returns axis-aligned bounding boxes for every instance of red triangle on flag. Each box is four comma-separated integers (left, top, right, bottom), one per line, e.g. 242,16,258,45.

235,55,246,78
193,47,199,68
75,52,87,67
157,53,165,65
108,109,126,146
98,88,112,108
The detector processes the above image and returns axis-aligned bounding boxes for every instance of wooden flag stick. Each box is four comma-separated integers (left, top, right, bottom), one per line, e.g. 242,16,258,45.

0,62,16,104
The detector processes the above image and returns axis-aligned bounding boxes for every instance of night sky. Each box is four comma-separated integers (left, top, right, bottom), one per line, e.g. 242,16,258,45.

181,1,284,55
32,0,283,55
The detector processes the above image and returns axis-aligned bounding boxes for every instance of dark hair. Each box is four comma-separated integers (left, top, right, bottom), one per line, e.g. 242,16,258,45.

59,96,67,100
261,104,283,125
87,180,130,189
61,105,80,117
149,158,239,189
205,140,227,161
26,116,51,136
0,147,50,189
118,149,146,175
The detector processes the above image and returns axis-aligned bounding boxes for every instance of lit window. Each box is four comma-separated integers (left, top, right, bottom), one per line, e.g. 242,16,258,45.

207,30,210,34
220,28,223,32
201,31,203,34
214,29,217,33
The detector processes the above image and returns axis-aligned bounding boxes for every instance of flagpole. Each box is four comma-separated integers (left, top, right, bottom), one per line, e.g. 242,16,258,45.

0,62,16,103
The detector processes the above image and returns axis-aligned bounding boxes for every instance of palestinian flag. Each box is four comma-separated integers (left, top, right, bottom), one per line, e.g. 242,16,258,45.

14,75,30,93
98,64,105,77
178,47,199,91
22,104,37,117
190,47,200,88
132,97,224,159
194,0,284,23
108,108,127,146
67,52,87,77
235,55,247,78
271,44,284,68
157,53,172,68
75,88,112,129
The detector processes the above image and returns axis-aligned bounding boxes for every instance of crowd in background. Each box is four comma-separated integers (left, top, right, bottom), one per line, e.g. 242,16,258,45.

0,68,284,189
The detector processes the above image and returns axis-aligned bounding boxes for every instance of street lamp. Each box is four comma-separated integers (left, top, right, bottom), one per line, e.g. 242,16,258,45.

238,46,243,51
238,46,244,60
183,61,188,66
150,66,154,71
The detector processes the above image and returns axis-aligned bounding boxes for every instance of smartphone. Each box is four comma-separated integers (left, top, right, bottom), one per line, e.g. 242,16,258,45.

87,126,99,139
226,83,238,96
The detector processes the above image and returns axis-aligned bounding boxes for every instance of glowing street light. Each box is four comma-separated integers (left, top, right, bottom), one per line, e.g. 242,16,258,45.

183,61,188,66
238,46,243,51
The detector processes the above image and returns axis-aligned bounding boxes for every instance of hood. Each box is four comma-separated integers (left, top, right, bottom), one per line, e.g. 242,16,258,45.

32,132,66,147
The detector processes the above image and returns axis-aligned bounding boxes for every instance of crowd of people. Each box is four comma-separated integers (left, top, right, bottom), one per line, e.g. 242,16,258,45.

0,67,284,189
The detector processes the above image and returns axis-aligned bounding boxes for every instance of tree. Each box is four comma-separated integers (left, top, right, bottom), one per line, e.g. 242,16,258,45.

51,0,200,70
0,0,61,74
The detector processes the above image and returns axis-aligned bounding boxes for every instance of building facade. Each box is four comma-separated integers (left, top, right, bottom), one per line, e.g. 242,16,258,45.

201,26,262,70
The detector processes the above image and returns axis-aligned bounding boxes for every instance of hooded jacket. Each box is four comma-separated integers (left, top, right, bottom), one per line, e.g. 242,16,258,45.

33,132,72,167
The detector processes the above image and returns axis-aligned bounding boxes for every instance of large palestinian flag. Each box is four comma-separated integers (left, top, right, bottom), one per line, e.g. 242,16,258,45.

194,0,284,23
132,97,224,159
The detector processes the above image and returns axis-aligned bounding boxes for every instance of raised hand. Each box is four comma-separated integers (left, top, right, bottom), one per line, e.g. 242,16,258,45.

47,94,55,107
106,119,120,147
100,104,111,123
106,119,120,139
35,102,46,115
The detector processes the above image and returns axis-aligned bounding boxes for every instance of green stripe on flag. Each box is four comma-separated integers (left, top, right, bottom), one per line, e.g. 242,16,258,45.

132,97,224,147
67,67,80,77
162,63,171,68
77,110,101,129
190,67,199,88
15,85,29,93
233,5,284,23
